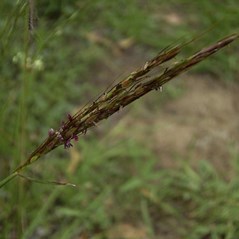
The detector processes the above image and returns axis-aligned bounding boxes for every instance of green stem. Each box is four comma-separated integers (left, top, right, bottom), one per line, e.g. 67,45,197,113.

0,172,18,188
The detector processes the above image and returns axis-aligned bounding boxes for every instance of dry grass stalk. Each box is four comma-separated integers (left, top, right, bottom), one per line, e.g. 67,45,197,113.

12,33,238,173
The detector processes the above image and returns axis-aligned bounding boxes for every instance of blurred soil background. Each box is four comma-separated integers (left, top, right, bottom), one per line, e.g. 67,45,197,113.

0,1,239,239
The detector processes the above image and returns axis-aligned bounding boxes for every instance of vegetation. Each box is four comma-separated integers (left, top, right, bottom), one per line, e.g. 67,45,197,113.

0,0,238,238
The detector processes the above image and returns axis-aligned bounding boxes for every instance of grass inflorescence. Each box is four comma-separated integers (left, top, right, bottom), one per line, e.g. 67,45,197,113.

8,33,238,178
1,1,239,238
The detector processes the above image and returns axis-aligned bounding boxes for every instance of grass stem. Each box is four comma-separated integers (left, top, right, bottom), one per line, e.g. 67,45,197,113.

0,172,18,188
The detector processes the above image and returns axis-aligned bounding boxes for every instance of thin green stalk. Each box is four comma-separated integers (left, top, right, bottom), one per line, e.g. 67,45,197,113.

0,172,18,188
14,1,34,235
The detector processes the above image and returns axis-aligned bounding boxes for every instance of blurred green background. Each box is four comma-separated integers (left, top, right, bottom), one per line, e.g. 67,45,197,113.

0,0,239,238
